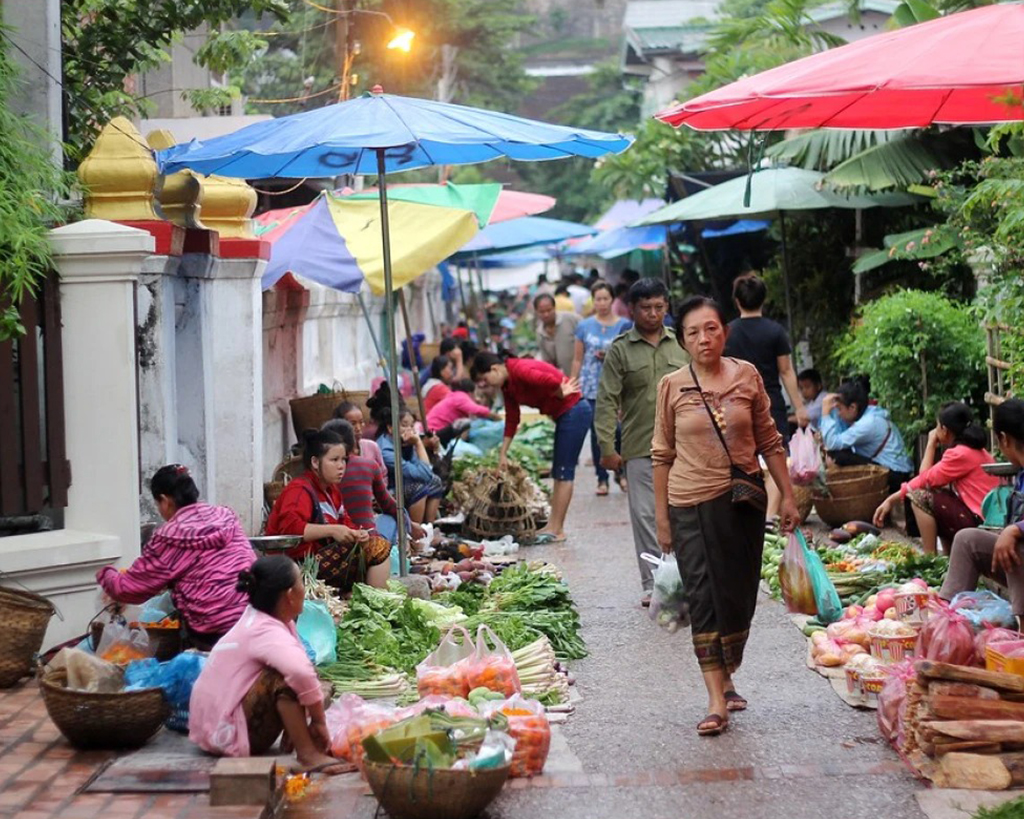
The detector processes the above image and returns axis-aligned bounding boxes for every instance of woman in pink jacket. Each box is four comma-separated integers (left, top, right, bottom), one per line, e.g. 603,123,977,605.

96,465,255,650
189,556,344,774
874,402,999,554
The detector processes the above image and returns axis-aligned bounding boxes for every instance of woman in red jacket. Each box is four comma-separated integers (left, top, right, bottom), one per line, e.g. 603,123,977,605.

470,351,590,545
266,429,391,591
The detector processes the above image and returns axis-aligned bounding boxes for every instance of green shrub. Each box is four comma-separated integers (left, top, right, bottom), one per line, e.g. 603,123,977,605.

834,289,986,441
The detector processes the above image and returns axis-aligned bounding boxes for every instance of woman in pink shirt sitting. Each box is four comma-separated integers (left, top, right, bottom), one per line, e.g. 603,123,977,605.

425,379,500,431
874,402,999,554
189,555,344,774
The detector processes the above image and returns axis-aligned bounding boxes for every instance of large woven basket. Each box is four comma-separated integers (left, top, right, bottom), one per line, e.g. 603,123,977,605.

290,389,357,439
819,465,890,498
814,489,888,528
0,587,55,687
263,455,305,509
363,760,510,819
462,468,538,542
40,668,168,749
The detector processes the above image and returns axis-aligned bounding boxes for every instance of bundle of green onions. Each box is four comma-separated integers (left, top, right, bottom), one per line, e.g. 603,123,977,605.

300,555,347,621
317,634,410,699
512,637,569,705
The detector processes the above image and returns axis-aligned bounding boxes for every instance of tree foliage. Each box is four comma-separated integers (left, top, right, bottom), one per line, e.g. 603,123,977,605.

834,289,986,439
0,32,75,340
61,0,289,159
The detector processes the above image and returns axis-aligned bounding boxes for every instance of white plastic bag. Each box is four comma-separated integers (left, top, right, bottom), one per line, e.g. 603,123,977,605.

416,625,475,698
789,427,821,486
641,553,689,633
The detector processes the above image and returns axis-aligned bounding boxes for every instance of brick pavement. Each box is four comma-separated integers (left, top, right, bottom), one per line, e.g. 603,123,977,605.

0,680,263,819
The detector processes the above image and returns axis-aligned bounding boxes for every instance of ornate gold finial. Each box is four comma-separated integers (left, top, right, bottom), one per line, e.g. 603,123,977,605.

78,117,160,221
147,129,204,229
199,175,257,239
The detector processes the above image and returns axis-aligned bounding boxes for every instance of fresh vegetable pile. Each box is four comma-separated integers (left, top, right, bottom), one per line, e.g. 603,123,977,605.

323,561,585,706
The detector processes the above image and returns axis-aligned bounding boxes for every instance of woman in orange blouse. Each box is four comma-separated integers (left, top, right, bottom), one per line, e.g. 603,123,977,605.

653,296,799,737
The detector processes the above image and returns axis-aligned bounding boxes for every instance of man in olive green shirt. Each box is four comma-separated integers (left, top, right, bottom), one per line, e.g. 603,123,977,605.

595,279,689,602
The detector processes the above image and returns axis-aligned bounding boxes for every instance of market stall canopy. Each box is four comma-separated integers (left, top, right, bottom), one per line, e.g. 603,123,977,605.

654,4,1024,131
340,183,556,225
455,216,597,256
255,192,479,293
566,224,693,258
701,219,771,238
594,198,667,231
635,167,918,224
157,90,634,178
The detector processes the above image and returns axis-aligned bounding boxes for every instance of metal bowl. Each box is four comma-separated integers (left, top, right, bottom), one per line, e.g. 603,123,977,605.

248,535,303,553
982,462,1018,478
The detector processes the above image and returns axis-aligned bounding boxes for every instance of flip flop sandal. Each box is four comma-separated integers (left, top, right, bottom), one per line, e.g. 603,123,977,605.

640,594,652,608
596,483,609,496
291,760,358,776
724,690,748,712
527,532,567,545
696,713,729,736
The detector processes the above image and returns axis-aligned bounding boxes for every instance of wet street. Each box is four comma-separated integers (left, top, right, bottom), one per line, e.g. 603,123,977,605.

300,469,928,819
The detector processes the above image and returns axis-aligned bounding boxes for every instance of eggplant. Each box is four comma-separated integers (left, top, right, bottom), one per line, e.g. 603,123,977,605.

829,528,853,544
843,520,880,537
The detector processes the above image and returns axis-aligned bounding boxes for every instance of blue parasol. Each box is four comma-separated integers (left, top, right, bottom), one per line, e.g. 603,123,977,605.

154,87,633,577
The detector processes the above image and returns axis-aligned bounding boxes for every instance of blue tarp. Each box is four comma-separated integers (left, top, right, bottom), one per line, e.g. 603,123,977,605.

701,219,772,238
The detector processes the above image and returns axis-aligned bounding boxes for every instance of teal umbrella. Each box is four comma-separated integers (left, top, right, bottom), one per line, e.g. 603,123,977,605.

635,167,920,333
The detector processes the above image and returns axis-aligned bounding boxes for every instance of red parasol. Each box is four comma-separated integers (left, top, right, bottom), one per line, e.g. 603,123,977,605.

656,4,1024,131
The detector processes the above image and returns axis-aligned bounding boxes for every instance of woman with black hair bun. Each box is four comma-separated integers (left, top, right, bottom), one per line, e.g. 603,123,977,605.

874,401,999,554
189,556,346,774
95,464,255,650
265,429,391,591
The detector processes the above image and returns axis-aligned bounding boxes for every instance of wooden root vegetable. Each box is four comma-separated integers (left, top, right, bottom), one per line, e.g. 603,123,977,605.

933,753,1012,790
916,661,1024,693
930,695,1024,722
924,720,1024,744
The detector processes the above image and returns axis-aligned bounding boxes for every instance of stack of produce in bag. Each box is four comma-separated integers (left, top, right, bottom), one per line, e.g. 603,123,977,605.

416,626,475,698
463,625,521,697
480,694,551,778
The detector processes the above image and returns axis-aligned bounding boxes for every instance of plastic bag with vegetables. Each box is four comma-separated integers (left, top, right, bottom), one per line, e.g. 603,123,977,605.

876,659,917,742
480,694,550,778
780,531,816,616
789,427,822,486
96,620,153,665
642,553,689,633
975,625,1020,659
325,694,400,765
916,600,976,666
951,590,1017,630
416,625,475,699
463,625,521,697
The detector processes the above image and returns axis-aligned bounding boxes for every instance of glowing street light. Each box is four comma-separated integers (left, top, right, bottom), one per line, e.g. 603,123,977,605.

387,28,415,52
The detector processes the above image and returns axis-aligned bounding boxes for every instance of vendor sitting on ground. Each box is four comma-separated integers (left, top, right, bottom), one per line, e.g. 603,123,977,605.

321,418,424,549
332,401,384,473
96,465,255,651
421,354,455,416
368,384,445,525
873,402,998,554
939,399,1024,625
266,429,391,591
820,379,914,494
792,369,825,430
189,556,344,774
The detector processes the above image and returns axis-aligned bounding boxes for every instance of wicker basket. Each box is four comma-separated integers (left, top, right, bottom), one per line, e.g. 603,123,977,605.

821,465,890,498
0,587,55,687
814,489,888,528
40,668,168,749
418,342,441,366
363,760,510,819
264,455,304,509
462,466,539,542
793,485,815,523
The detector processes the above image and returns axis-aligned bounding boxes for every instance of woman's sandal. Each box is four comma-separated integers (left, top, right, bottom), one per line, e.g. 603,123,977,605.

618,476,628,493
527,532,567,545
724,690,748,712
596,482,609,496
697,713,729,736
291,760,357,776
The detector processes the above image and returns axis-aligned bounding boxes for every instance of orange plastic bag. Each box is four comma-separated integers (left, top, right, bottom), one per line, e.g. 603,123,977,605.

415,625,475,698
463,625,521,697
482,694,550,777
325,694,398,766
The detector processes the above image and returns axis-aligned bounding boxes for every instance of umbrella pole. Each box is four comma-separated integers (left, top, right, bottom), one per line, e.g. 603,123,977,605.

472,253,494,351
456,263,470,327
425,278,439,337
356,291,390,380
376,148,409,578
398,287,430,428
779,211,795,341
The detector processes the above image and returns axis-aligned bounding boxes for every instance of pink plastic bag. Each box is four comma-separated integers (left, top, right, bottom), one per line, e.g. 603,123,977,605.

325,694,399,764
463,625,521,697
780,533,816,615
789,427,821,486
975,625,1019,661
876,659,917,743
415,625,475,699
916,600,976,666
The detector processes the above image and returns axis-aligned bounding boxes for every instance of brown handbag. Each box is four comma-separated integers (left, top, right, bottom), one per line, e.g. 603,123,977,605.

688,364,768,512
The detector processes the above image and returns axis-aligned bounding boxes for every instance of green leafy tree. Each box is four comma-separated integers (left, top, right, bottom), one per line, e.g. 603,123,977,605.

61,0,290,159
834,289,986,439
0,32,75,340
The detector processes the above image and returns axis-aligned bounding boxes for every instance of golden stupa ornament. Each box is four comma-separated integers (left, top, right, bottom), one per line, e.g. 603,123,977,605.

147,129,204,229
77,117,160,221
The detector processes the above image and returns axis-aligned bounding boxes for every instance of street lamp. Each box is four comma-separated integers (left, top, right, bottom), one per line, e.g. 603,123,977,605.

387,28,415,52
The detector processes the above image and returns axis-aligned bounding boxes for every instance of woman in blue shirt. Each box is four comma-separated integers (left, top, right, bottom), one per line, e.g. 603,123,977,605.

820,379,914,494
571,281,632,495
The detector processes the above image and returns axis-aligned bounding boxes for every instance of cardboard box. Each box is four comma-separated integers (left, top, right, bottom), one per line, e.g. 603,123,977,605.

985,639,1024,677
